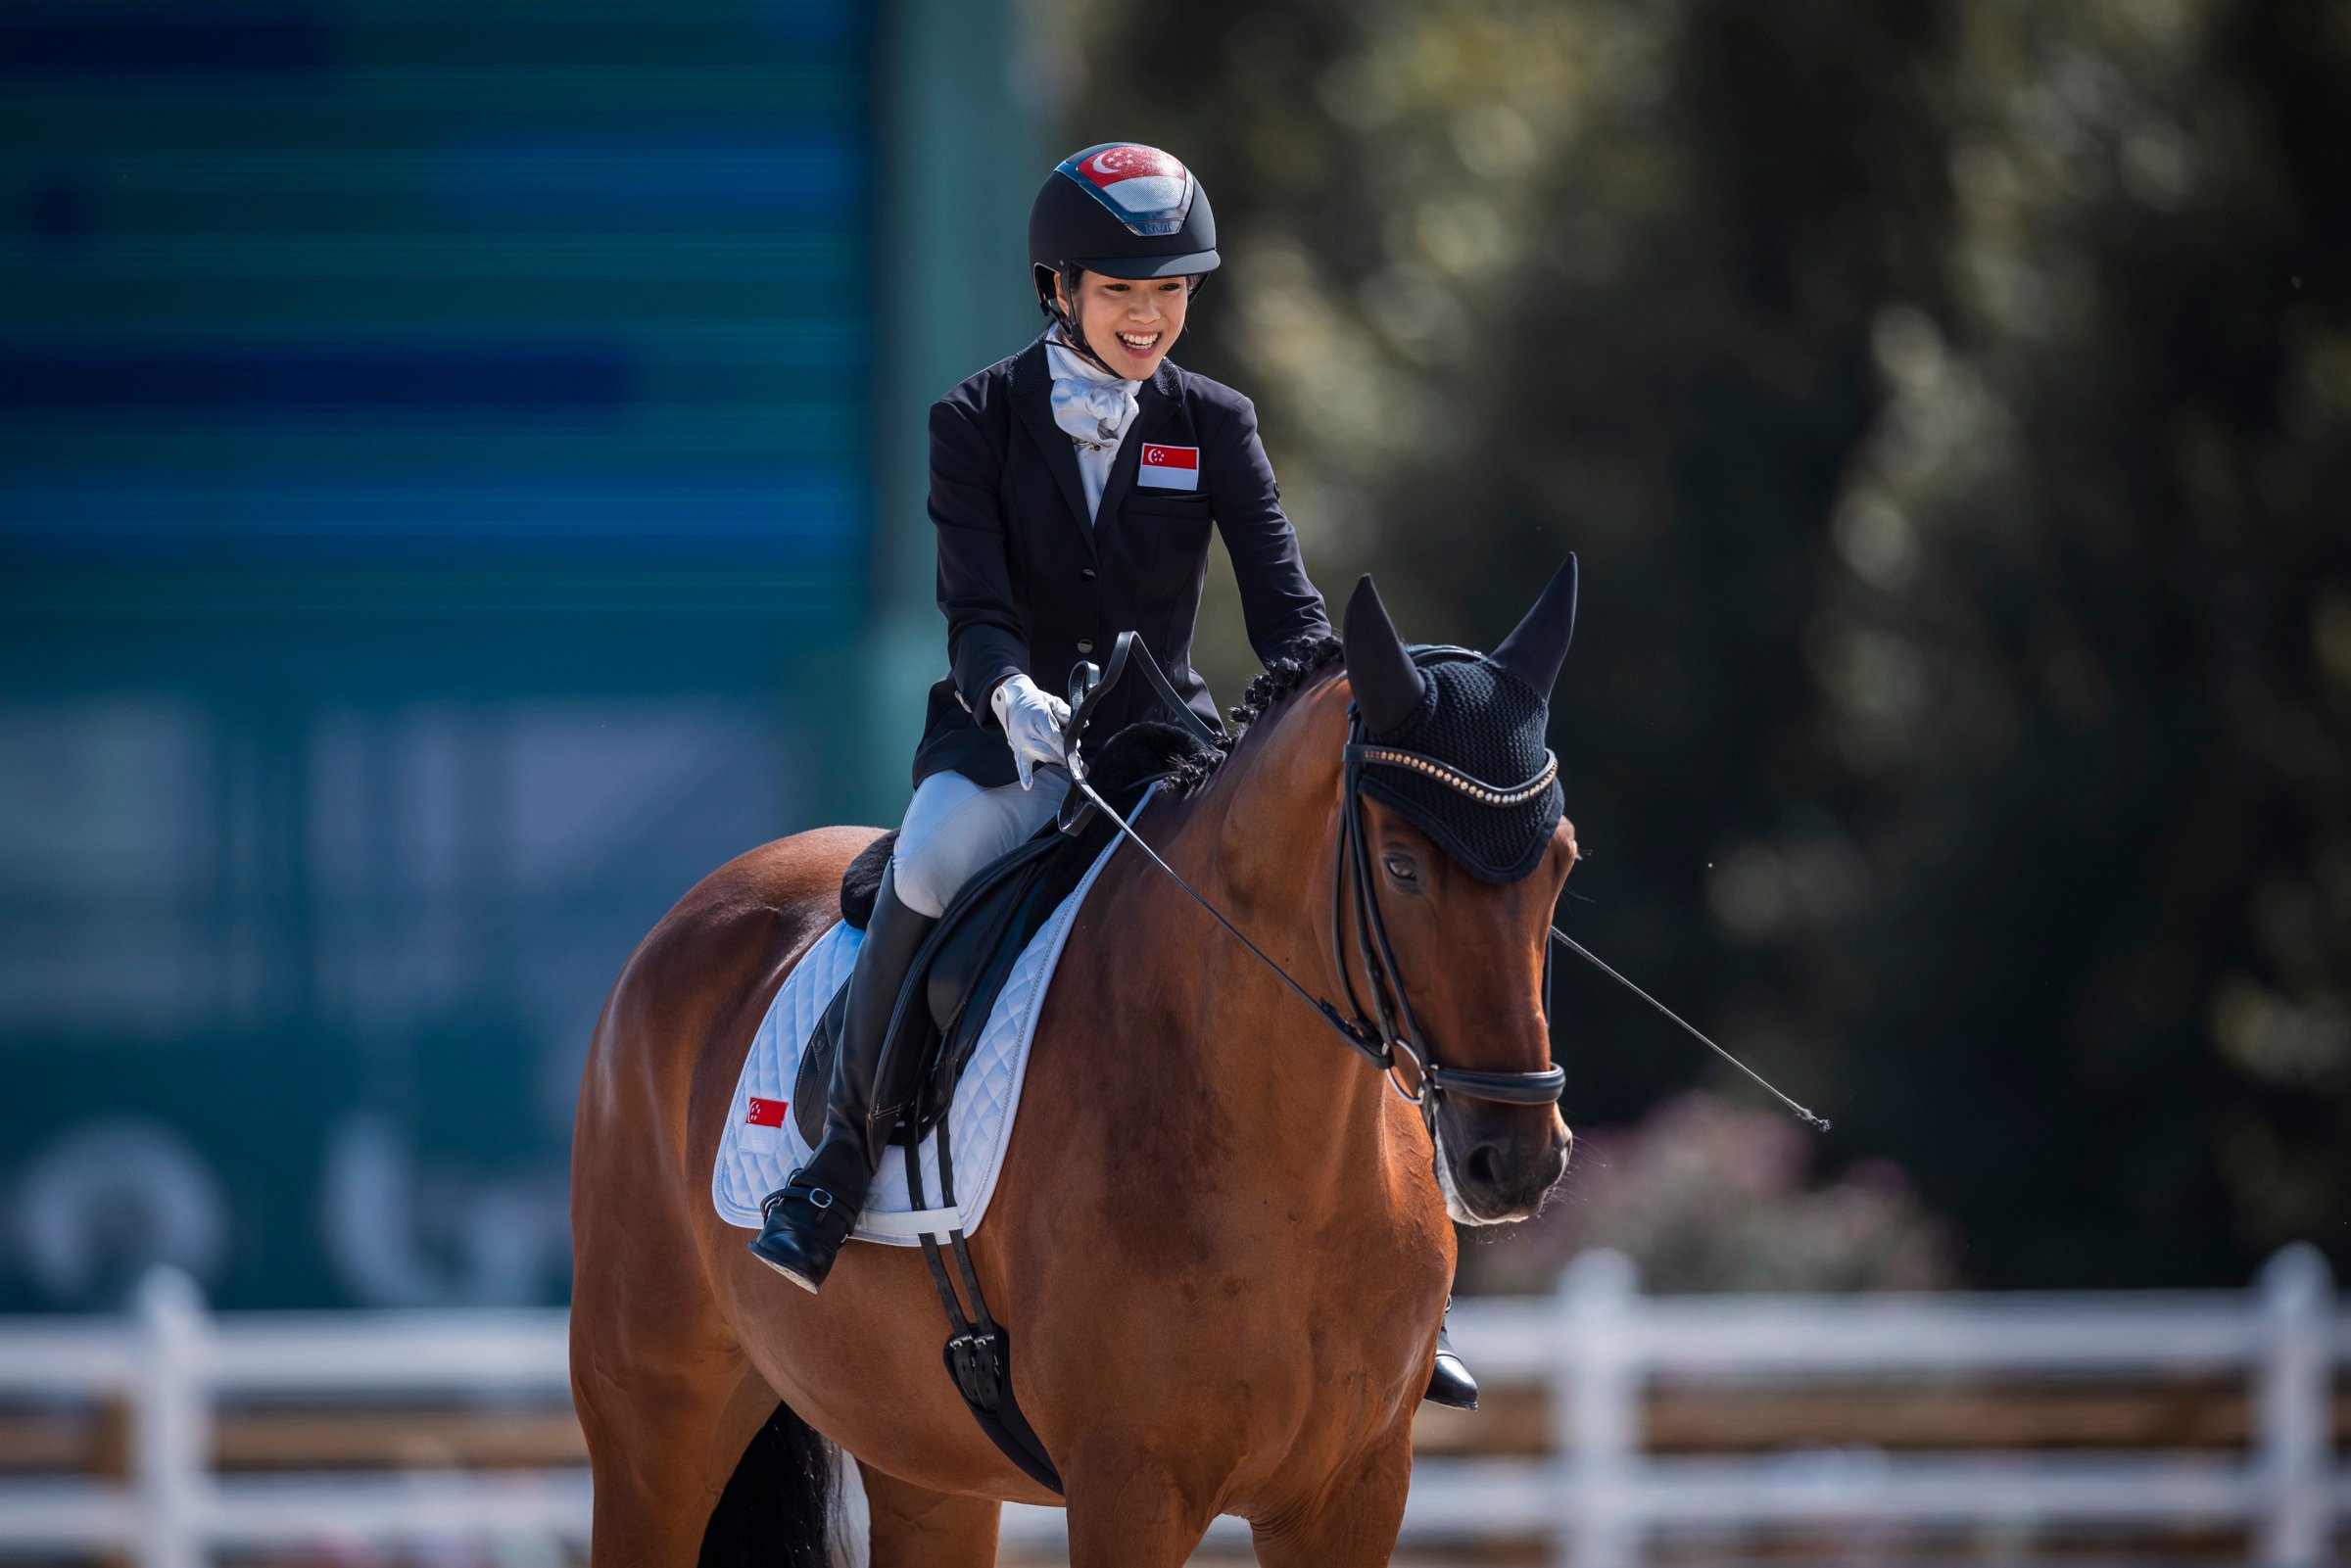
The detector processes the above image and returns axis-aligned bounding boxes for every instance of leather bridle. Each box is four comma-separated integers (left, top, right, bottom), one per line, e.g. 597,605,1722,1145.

1333,705,1567,1110
1057,633,1565,1114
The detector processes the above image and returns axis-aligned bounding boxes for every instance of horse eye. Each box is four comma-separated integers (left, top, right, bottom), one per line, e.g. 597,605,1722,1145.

1383,855,1419,885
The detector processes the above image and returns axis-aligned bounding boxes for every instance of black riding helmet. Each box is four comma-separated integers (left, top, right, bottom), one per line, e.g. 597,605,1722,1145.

1030,143,1219,375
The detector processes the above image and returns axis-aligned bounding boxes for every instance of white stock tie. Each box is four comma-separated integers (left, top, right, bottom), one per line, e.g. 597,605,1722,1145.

1045,336,1141,522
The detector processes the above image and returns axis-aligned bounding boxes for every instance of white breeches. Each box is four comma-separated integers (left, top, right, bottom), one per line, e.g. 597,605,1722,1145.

891,767,1071,919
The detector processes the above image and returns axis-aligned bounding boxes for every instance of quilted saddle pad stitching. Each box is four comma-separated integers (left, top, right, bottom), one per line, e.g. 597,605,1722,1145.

709,795,1140,1246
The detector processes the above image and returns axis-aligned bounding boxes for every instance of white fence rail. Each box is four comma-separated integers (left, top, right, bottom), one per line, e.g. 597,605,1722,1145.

0,1249,2342,1565
0,1271,584,1568
1414,1244,2347,1568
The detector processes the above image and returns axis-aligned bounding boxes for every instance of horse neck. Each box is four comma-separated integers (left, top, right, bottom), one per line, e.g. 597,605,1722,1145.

1080,674,1403,1211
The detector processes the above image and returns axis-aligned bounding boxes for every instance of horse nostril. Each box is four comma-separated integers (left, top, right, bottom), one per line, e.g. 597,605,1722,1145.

1463,1141,1505,1195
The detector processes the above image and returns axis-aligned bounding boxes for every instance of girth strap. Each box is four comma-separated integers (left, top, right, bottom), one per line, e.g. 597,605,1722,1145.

904,1117,1065,1495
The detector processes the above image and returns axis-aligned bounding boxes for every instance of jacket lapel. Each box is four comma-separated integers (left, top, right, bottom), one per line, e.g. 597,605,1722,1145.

1009,339,1096,556
1096,363,1182,528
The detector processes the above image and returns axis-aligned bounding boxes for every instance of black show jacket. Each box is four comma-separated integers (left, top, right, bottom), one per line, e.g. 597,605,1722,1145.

913,336,1331,788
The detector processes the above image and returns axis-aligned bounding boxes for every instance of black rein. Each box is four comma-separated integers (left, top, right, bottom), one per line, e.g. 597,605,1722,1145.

1056,633,1566,1115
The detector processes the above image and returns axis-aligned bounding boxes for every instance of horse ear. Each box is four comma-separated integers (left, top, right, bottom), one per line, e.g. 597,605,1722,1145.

1343,574,1427,735
1489,553,1579,697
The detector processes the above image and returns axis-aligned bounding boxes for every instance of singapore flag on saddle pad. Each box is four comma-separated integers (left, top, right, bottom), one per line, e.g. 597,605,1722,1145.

1138,443,1199,491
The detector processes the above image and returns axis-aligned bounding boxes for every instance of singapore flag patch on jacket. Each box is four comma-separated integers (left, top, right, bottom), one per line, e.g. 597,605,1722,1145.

1138,443,1199,491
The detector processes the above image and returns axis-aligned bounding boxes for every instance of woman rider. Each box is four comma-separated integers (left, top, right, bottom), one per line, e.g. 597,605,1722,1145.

748,143,1475,1408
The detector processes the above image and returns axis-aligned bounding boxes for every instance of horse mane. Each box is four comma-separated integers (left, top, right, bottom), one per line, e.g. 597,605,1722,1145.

854,637,1350,929
1227,632,1346,739
1134,631,1346,799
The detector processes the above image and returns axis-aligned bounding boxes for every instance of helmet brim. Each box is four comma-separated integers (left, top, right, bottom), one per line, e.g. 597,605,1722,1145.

1067,249,1221,280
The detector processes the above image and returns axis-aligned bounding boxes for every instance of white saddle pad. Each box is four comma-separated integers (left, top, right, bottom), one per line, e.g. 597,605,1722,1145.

711,819,1128,1245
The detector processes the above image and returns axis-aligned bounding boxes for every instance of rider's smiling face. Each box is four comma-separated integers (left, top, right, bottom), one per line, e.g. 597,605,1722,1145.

1061,271,1189,379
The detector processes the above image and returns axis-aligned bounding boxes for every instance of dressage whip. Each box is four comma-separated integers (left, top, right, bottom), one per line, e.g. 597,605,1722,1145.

1074,772,1830,1130
1547,927,1830,1131
1070,773,1379,1059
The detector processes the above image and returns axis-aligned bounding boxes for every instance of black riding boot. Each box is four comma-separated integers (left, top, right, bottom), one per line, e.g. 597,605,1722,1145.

1424,1298,1478,1409
748,864,937,1293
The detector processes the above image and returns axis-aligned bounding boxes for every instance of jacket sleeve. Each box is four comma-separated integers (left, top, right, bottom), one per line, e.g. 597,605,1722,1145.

1207,394,1333,663
930,395,1029,729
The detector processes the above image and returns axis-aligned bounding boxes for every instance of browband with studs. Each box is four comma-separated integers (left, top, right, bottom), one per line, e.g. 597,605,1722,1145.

1344,744,1559,808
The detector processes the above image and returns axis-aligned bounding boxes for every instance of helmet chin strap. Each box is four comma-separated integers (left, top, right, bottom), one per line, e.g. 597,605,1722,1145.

1035,262,1124,379
1033,263,1208,381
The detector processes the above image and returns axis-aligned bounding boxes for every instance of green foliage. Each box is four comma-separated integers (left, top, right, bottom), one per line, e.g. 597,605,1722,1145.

1068,0,2351,1285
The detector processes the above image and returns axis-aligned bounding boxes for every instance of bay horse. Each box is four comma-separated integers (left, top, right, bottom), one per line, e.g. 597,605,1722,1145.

570,566,1580,1566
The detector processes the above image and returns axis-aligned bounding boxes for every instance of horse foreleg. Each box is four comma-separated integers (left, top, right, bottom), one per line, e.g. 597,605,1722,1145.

857,1463,1001,1568
1247,1434,1415,1568
1060,1445,1222,1568
572,1305,779,1568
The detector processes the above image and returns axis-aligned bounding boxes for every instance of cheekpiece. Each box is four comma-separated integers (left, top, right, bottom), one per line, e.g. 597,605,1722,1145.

1355,648,1564,884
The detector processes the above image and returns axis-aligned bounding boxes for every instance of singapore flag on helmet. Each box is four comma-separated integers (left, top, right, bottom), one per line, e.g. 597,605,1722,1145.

1066,144,1196,234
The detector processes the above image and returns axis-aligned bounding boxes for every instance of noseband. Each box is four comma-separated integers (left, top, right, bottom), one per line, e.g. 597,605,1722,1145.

1059,634,1564,1114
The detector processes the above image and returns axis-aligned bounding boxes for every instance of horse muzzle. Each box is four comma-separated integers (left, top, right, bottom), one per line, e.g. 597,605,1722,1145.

1435,1103,1570,1225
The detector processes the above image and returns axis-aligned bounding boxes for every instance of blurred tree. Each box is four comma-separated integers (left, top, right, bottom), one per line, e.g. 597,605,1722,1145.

1818,0,2351,1285
1061,0,2351,1286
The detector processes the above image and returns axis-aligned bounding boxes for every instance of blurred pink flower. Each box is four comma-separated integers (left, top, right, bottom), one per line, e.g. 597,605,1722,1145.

1460,1092,1959,1295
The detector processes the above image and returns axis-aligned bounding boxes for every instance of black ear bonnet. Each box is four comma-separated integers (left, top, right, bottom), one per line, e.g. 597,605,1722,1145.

1357,651,1563,883
1341,558,1577,885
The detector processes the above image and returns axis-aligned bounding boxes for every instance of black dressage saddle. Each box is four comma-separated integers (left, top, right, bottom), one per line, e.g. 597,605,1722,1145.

792,716,1219,1151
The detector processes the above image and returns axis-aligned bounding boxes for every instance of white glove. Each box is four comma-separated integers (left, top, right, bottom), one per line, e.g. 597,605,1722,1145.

989,673,1071,789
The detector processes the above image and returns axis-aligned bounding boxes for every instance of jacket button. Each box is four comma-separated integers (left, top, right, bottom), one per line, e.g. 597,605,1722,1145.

1077,639,1094,654
1080,567,1097,582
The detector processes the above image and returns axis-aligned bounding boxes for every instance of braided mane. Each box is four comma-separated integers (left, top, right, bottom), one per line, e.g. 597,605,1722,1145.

1087,632,1346,801
1227,632,1345,739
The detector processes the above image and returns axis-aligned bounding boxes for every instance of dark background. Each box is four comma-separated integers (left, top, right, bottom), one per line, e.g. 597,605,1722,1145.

1068,0,2351,1291
3,0,2344,1308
